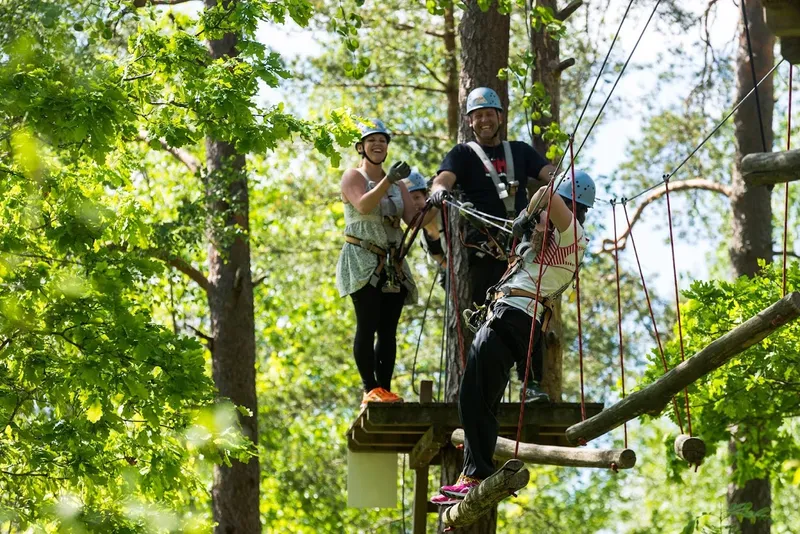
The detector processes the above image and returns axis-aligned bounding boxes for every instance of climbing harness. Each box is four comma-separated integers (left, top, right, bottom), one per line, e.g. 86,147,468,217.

343,235,413,294
466,141,519,219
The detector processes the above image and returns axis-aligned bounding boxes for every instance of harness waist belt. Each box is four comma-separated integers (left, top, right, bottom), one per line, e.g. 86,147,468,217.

345,235,388,257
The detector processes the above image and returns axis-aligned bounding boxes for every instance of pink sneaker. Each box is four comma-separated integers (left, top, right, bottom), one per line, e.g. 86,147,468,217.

440,474,481,499
430,493,459,506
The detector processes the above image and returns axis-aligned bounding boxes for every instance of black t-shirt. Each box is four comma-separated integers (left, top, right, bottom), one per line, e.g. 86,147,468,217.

438,141,549,220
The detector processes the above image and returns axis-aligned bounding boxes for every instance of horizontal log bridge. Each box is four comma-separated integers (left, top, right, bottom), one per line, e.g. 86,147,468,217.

741,149,800,187
451,429,635,469
442,459,530,528
566,292,800,445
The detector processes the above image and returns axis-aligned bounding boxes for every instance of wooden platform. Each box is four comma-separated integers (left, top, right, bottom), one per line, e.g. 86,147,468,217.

347,401,604,456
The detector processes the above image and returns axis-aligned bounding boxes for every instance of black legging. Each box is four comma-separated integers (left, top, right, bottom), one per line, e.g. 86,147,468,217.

350,275,408,393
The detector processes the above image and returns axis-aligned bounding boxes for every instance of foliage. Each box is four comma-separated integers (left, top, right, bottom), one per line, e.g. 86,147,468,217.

642,262,800,487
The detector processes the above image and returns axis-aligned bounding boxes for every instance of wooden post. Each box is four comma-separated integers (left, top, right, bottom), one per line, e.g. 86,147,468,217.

566,293,800,444
450,429,635,469
412,381,435,534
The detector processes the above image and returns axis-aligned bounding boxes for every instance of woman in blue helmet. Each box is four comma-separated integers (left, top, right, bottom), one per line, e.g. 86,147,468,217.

336,119,419,409
431,171,596,506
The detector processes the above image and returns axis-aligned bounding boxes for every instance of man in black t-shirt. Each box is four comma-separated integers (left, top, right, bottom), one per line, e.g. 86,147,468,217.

430,87,557,308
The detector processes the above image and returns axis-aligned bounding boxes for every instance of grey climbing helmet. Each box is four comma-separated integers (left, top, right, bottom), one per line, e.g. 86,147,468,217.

356,118,391,147
402,171,427,193
466,87,503,114
557,171,596,208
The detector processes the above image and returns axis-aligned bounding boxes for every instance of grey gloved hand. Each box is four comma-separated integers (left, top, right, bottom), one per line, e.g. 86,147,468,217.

512,209,534,239
386,161,411,184
428,189,451,208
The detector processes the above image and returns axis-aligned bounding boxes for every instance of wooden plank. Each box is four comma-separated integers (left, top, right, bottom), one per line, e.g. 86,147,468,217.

350,428,418,447
363,402,603,430
412,467,429,534
741,149,800,187
409,426,447,469
442,459,530,528
419,380,433,403
451,429,636,469
566,293,800,444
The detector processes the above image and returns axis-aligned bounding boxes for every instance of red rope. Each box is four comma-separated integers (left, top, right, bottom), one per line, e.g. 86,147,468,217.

569,139,587,421
664,177,693,437
611,202,627,448
622,203,685,435
783,64,793,297
514,181,557,459
442,203,466,370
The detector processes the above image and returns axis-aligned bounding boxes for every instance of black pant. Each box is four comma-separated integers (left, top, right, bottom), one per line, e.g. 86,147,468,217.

350,277,407,393
467,251,539,383
459,304,543,479
468,252,508,307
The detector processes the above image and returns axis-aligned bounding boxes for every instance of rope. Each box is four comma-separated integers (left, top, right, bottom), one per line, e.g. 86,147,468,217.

549,0,637,181
569,138,587,421
443,199,513,235
514,180,558,459
622,202,685,435
442,202,466,370
410,267,440,397
663,177,693,436
611,200,627,448
783,64,793,297
740,0,768,153
571,0,662,165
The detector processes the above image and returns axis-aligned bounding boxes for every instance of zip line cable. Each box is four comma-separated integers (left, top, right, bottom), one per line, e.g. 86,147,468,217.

740,0,768,153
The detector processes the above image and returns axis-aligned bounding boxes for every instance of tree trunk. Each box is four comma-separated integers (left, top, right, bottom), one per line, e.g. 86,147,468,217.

457,0,510,142
439,2,509,532
444,4,460,143
530,0,577,402
727,1,775,532
204,2,260,532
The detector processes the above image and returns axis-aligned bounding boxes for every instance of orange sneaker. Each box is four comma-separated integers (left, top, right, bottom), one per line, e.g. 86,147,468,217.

360,387,404,409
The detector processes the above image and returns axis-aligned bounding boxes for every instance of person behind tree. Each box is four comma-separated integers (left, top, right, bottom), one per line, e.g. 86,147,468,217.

427,86,559,402
336,119,419,409
430,171,596,506
402,171,447,273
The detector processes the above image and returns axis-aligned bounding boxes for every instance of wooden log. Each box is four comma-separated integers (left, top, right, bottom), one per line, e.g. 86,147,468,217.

441,459,530,528
566,292,800,444
741,149,800,187
450,429,636,469
674,434,706,466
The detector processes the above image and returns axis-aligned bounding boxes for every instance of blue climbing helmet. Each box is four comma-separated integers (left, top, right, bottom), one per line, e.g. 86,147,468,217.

465,87,503,114
402,171,427,193
557,170,596,208
356,118,391,146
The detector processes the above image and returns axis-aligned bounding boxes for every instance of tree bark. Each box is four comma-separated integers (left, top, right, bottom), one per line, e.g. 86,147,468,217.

727,1,775,532
204,1,260,532
444,4,460,143
530,0,581,402
440,2,510,532
457,0,510,142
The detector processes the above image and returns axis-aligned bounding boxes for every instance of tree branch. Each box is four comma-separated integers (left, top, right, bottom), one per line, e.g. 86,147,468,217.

329,82,447,94
391,22,445,39
132,0,197,6
137,133,202,175
774,249,800,260
163,256,210,293
602,178,733,253
556,0,584,21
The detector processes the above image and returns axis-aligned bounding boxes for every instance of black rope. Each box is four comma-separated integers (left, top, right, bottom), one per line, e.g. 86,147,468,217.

741,0,768,153
551,0,636,177
626,59,784,203
410,267,440,396
572,0,662,164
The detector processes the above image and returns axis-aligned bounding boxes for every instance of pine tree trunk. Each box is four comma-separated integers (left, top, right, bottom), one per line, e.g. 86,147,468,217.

444,4,460,143
439,2,509,532
727,1,775,532
204,2,260,532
